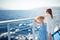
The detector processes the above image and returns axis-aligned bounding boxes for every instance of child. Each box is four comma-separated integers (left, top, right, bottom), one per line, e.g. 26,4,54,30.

35,16,48,40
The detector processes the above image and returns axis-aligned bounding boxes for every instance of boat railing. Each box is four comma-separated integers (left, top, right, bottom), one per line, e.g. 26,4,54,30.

0,18,36,40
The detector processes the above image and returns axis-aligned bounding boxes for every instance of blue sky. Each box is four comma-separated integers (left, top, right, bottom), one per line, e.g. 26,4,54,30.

0,0,60,10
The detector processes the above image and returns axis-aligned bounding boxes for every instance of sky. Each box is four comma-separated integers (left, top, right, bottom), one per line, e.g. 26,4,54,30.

0,0,60,10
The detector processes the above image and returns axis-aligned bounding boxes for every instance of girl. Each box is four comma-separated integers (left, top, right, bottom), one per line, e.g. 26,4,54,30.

45,8,54,40
35,16,47,40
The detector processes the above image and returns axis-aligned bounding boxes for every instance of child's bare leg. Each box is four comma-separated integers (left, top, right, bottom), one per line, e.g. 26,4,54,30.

48,33,52,40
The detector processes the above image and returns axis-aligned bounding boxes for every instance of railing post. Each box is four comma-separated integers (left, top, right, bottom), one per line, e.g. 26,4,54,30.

32,20,36,40
7,23,10,40
52,35,54,40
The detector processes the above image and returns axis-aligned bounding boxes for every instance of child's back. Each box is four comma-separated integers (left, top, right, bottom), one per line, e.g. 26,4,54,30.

37,23,48,40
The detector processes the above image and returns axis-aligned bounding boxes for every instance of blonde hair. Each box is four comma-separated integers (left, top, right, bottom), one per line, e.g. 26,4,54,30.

35,16,45,22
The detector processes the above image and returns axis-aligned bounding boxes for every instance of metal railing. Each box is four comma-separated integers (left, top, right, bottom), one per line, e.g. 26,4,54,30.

0,17,60,40
52,29,60,40
0,18,36,40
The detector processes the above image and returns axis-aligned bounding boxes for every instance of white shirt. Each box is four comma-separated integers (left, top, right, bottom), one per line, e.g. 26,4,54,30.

44,13,53,34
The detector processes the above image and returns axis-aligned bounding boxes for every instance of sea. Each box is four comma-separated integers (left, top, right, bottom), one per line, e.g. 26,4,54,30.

0,7,60,40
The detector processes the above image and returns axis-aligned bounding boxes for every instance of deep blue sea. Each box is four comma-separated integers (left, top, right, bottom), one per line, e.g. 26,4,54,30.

0,7,60,40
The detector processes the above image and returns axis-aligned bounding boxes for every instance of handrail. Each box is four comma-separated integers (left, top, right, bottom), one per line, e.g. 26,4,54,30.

52,29,60,40
0,15,59,24
52,29,60,36
0,18,35,40
0,18,34,24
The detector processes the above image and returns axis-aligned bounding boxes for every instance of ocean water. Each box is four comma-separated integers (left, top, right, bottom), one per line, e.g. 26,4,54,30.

0,7,60,40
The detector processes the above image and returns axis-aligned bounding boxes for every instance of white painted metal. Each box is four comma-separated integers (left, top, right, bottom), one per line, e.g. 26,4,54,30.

0,18,33,23
0,18,36,40
7,24,10,40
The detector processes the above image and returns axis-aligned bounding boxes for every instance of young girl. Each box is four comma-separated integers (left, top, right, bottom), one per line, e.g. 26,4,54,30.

35,16,48,40
45,8,54,40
